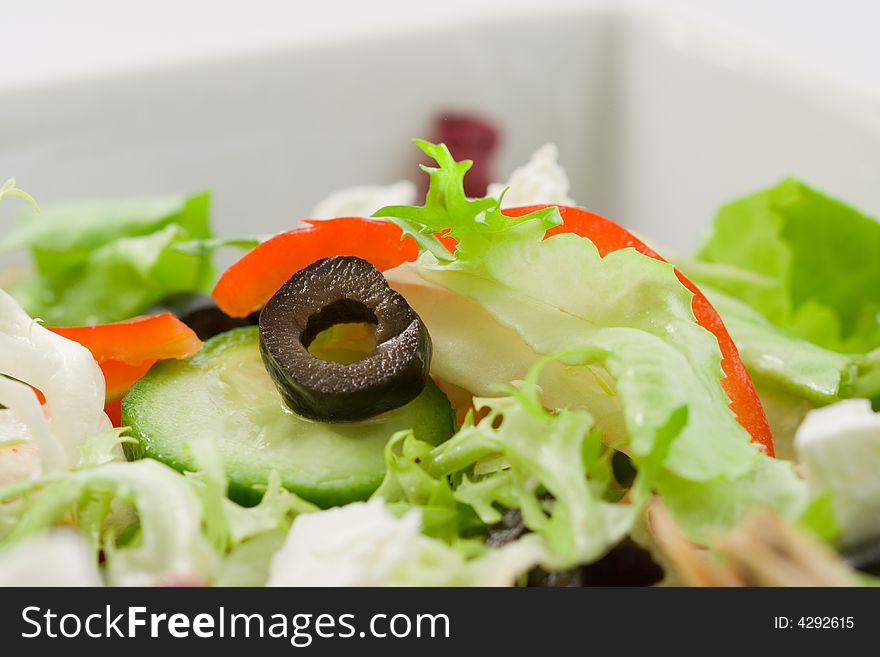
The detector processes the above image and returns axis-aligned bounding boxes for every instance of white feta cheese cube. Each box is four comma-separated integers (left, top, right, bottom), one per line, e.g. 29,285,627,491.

267,498,421,586
487,143,575,208
794,398,880,547
311,180,416,219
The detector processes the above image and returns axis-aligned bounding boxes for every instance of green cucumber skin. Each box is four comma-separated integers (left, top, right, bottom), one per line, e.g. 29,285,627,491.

121,326,454,508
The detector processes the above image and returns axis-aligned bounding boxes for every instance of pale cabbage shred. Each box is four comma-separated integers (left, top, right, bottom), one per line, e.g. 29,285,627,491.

0,288,110,475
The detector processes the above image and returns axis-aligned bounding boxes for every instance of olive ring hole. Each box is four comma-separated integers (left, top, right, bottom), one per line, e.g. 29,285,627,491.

303,299,379,365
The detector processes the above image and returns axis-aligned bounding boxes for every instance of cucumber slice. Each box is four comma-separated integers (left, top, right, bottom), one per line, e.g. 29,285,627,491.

122,327,454,507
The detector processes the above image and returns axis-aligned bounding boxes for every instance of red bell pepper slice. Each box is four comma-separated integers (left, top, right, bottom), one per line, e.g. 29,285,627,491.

507,204,774,455
212,218,421,318
103,398,124,428
48,314,203,424
98,359,158,400
49,313,202,365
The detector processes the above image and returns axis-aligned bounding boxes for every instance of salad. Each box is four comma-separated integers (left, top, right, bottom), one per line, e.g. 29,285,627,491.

0,141,879,587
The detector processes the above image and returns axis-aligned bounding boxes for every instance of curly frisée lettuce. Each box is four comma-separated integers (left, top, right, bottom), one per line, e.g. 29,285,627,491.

374,139,563,264
379,141,759,483
419,234,761,482
377,353,806,562
1,191,214,326
376,141,806,550
375,361,637,569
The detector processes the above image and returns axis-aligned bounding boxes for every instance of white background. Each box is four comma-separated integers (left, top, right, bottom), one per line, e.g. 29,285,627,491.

2,0,879,252
2,0,879,99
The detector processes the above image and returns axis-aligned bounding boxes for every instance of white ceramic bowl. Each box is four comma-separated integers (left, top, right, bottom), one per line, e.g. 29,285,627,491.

1,6,879,252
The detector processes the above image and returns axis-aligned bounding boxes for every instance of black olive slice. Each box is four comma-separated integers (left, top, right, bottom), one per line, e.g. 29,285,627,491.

259,256,432,422
843,538,880,576
486,507,664,587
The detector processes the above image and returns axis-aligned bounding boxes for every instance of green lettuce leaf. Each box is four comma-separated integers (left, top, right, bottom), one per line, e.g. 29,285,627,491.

377,141,807,548
374,430,485,543
216,529,289,586
1,192,213,325
699,285,858,404
686,180,880,409
382,143,762,484
655,455,807,543
416,227,759,483
172,234,267,257
797,491,841,543
384,529,548,586
695,179,880,354
855,349,880,400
